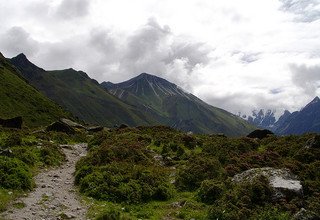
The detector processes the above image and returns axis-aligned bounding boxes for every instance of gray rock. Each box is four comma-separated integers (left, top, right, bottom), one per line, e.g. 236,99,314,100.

60,118,84,129
86,126,104,132
232,167,303,199
293,208,320,220
46,121,75,134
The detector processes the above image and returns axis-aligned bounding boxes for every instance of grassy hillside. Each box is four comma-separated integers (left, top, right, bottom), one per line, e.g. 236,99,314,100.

10,54,157,127
0,52,68,127
75,127,320,219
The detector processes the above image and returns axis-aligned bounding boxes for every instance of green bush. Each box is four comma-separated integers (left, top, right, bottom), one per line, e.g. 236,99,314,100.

4,133,22,148
176,154,224,191
0,156,33,190
95,209,121,220
11,146,37,166
77,162,174,204
197,180,225,204
39,144,65,166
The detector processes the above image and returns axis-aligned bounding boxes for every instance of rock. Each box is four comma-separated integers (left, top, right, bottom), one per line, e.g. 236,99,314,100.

0,148,13,156
171,201,186,208
293,208,320,220
60,145,73,150
0,116,23,129
118,124,129,129
232,167,303,200
31,129,46,134
60,118,84,129
247,129,274,139
86,126,104,132
305,135,320,149
153,155,165,166
60,212,76,219
46,121,75,134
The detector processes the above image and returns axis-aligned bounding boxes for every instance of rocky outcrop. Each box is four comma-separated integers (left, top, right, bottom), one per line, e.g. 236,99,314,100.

0,116,23,129
86,126,104,132
46,121,75,134
60,118,84,129
47,118,105,134
247,129,274,139
232,167,303,199
118,124,129,129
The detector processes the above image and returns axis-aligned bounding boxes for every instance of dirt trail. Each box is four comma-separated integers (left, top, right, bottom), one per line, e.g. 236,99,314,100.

2,143,89,220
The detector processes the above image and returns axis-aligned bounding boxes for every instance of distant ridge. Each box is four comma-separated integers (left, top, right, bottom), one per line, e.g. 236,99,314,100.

102,73,255,136
274,96,320,135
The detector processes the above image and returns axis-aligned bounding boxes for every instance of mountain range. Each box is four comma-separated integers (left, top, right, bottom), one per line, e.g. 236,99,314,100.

5,53,254,136
3,52,319,136
241,97,320,135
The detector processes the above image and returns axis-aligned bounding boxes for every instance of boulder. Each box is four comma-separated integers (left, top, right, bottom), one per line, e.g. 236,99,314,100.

0,149,13,157
0,116,23,129
60,118,84,129
247,129,274,139
232,167,303,200
118,124,129,129
46,121,75,134
86,126,104,132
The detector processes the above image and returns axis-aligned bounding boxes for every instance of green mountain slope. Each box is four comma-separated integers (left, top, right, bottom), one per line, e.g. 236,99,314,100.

102,73,255,136
0,52,68,127
10,54,155,127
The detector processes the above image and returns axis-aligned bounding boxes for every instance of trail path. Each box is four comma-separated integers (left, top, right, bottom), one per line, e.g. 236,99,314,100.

2,143,89,220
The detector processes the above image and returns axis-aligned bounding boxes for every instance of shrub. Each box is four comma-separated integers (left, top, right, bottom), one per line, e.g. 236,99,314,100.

197,180,225,204
0,156,33,190
78,162,174,203
11,146,37,166
176,154,224,191
39,144,65,166
4,133,22,148
181,134,197,149
95,209,121,220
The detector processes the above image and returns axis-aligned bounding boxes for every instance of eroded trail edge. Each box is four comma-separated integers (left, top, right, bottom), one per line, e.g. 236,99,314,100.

3,143,88,220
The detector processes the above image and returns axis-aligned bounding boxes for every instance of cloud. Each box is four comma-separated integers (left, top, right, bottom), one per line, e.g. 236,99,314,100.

55,0,90,19
279,0,320,22
84,18,212,88
0,27,39,56
0,18,211,91
1,0,320,116
290,63,320,95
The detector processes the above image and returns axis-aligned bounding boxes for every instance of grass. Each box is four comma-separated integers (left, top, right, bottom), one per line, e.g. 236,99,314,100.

0,189,21,212
85,192,207,220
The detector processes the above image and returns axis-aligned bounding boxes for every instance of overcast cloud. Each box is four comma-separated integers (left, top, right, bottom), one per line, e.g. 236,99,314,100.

0,0,319,116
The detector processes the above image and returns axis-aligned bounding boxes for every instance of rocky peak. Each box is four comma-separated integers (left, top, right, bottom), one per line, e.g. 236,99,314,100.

304,96,320,109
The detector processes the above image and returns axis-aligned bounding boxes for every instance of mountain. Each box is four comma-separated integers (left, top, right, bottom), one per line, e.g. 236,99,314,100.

274,97,320,135
102,73,255,136
10,54,156,127
239,109,277,129
0,52,68,127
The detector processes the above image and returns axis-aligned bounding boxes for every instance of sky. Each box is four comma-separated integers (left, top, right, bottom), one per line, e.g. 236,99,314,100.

0,0,320,117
